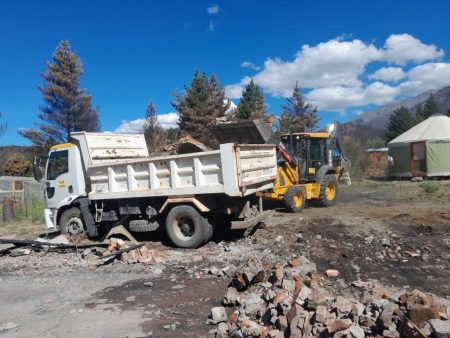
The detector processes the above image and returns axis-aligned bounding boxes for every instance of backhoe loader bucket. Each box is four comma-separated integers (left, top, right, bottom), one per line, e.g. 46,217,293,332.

212,117,274,144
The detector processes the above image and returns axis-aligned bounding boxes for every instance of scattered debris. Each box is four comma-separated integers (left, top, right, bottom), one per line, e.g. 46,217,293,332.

212,256,450,338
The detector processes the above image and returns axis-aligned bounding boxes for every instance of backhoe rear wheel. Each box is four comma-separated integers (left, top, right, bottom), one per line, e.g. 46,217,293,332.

165,205,209,248
318,174,338,207
284,185,306,213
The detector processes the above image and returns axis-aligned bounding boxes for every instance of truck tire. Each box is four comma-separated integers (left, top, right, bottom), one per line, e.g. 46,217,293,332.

59,207,85,235
284,185,306,213
318,174,338,207
165,205,208,248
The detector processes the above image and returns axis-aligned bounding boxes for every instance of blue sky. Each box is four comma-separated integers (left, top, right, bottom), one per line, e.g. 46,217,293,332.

1,0,450,145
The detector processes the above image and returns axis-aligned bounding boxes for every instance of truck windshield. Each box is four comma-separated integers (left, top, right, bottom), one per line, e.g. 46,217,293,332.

47,150,69,180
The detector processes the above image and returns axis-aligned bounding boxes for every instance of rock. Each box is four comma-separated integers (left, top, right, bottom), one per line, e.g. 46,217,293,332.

172,284,185,289
282,278,295,293
326,269,339,278
208,266,220,275
211,306,228,324
328,319,352,333
218,322,228,336
223,287,239,306
378,301,399,329
275,235,284,244
277,315,288,330
336,296,352,314
349,325,365,338
291,263,317,276
144,281,154,287
244,293,265,317
289,258,302,267
429,319,450,338
297,285,311,301
382,329,400,338
0,322,20,332
126,295,136,302
15,270,24,277
352,302,365,317
316,305,328,323
409,305,440,324
268,329,280,338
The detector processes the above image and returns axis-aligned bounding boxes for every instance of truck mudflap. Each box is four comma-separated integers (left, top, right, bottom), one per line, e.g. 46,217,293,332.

230,210,272,230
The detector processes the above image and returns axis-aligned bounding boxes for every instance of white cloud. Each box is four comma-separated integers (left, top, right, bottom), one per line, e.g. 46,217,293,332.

241,61,261,71
227,38,381,98
207,5,219,14
369,67,406,82
157,112,180,129
382,34,444,65
115,113,179,134
207,20,215,32
308,82,400,113
225,83,245,99
225,34,450,113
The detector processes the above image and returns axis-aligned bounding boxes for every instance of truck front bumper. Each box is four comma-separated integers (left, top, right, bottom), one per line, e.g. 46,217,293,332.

44,208,57,231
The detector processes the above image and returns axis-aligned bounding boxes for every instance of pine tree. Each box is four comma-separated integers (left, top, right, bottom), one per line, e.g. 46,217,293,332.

19,40,100,152
416,94,440,122
385,106,415,142
278,82,320,134
171,71,229,148
236,80,266,119
142,101,166,153
0,112,6,137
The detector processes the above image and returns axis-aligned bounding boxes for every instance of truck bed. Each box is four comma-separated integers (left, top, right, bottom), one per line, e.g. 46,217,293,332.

82,142,277,200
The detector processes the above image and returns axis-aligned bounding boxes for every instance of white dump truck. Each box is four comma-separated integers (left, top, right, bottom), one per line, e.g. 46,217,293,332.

33,132,278,248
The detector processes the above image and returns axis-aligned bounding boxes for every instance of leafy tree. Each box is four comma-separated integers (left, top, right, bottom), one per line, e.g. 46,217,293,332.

19,40,100,152
416,94,440,122
0,112,6,137
142,101,166,153
278,82,320,134
4,154,32,177
385,106,415,142
236,80,266,119
165,128,179,143
171,70,229,148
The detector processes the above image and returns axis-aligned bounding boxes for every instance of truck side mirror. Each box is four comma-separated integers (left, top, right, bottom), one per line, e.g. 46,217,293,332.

33,156,43,181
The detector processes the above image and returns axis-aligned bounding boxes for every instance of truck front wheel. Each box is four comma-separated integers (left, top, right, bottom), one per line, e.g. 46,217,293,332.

165,205,208,248
59,207,85,236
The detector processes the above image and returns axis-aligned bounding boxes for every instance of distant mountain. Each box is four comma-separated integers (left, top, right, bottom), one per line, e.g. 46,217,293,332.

351,86,450,130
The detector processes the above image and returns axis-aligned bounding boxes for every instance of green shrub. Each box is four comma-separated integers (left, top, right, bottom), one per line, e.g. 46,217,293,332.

420,181,439,194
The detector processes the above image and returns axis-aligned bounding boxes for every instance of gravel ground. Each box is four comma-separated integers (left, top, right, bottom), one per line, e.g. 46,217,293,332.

0,181,449,337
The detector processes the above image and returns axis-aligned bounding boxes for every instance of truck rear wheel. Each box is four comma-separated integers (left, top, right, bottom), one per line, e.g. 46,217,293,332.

318,174,338,207
59,207,85,236
284,185,306,213
165,205,208,248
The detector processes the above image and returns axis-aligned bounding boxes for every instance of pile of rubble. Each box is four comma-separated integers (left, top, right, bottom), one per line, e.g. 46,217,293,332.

208,257,450,338
101,238,165,265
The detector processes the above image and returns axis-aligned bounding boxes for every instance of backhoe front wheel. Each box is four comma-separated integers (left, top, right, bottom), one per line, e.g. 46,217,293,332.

318,174,338,207
165,205,209,248
59,207,85,235
284,185,306,213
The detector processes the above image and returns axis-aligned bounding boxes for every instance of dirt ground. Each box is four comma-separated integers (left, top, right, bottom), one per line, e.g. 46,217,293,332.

0,181,449,337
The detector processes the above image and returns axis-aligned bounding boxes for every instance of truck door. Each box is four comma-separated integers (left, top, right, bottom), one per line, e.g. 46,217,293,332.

45,149,72,209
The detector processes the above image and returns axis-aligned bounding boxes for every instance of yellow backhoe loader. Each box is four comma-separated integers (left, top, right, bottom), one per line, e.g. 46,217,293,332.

213,118,351,212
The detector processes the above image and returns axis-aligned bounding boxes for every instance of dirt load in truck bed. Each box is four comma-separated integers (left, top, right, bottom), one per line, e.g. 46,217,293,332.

0,181,449,337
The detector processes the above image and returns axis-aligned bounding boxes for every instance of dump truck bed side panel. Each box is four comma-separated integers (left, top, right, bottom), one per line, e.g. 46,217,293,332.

86,143,277,200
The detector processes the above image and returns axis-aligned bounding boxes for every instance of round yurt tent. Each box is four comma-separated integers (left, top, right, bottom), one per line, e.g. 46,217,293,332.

388,114,450,177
